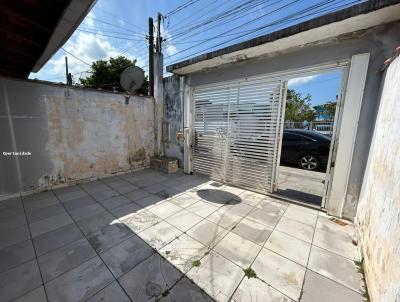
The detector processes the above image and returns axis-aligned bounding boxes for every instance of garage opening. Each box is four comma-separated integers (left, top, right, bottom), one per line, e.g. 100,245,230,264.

275,69,344,207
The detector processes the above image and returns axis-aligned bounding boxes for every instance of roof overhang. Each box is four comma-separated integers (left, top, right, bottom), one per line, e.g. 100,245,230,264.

167,0,400,75
0,0,95,78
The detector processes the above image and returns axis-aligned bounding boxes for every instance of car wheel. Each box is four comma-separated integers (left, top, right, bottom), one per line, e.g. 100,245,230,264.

298,155,320,171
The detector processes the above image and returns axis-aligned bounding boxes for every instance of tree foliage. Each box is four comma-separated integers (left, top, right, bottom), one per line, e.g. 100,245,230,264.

318,101,337,117
80,56,148,95
284,89,316,122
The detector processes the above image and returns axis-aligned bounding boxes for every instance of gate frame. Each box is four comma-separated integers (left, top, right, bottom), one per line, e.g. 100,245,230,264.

183,55,369,214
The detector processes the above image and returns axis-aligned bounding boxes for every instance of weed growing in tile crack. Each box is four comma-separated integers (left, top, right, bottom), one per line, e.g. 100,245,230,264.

165,250,171,255
192,260,201,267
243,267,257,279
354,260,370,302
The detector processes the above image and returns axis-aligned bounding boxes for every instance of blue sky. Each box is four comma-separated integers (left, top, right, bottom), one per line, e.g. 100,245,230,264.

29,0,357,104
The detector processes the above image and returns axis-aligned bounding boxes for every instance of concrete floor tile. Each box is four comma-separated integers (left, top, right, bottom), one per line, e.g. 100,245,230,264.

55,189,87,202
76,211,115,235
252,248,306,301
119,253,182,301
214,232,262,268
112,183,138,195
90,189,120,202
169,193,200,208
33,223,83,256
232,217,273,246
24,197,59,213
160,234,209,273
30,213,73,237
68,203,105,221
45,256,114,302
62,195,96,212
275,217,315,243
109,202,142,219
313,229,360,260
301,269,364,302
87,223,134,253
256,200,288,215
138,221,182,250
0,212,27,231
144,183,169,194
148,201,182,219
206,209,243,230
13,286,47,302
316,215,355,240
232,276,293,302
0,239,35,273
0,224,30,250
80,181,109,194
86,281,130,302
225,202,254,217
166,209,203,232
26,204,66,224
0,260,42,302
186,219,228,248
246,208,281,228
98,195,132,210
187,201,219,218
134,194,164,208
265,231,311,267
99,235,153,277
308,246,364,293
186,251,244,302
38,237,96,282
120,209,162,233
124,189,151,202
237,191,267,206
159,276,214,302
283,206,318,227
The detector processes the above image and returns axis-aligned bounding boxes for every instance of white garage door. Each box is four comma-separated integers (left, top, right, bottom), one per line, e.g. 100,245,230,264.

193,78,287,194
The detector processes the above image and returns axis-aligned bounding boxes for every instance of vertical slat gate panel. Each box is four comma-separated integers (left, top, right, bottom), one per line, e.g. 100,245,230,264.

193,79,284,194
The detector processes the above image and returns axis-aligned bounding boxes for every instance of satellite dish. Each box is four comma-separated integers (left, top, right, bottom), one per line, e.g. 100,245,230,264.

120,66,144,93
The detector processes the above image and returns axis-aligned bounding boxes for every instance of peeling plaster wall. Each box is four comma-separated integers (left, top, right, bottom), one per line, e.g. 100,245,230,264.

0,78,154,198
355,56,400,302
185,22,400,219
163,76,184,166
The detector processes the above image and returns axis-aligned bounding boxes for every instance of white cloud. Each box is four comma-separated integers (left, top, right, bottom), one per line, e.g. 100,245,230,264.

30,30,147,81
288,75,318,86
161,25,177,56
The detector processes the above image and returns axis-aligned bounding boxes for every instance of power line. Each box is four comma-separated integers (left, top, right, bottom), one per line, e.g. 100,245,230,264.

165,0,359,65
165,0,201,17
62,48,91,66
75,29,146,41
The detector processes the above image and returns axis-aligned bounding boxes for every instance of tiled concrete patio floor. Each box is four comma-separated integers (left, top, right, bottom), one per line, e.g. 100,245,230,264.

0,169,366,302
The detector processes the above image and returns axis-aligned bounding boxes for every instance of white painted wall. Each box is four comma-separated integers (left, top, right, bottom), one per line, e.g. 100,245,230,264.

355,55,400,302
0,78,154,198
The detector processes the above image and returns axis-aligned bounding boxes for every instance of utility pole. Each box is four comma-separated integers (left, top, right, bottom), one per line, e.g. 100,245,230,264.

65,56,72,85
156,12,162,53
153,12,164,157
148,17,154,96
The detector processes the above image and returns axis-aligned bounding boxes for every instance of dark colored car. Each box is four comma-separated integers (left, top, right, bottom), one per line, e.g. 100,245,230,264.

280,129,331,171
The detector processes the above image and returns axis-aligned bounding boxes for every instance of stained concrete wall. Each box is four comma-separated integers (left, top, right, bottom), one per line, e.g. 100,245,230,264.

184,21,400,219
355,55,400,302
163,76,184,166
0,77,154,198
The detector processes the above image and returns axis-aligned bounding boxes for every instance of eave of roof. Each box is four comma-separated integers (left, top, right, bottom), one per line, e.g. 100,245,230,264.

167,0,400,75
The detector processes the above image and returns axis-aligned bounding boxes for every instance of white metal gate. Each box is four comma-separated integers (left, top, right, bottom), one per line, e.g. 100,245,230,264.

193,79,286,194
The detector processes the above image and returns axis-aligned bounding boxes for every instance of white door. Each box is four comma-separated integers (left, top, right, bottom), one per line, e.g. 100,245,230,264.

192,79,287,194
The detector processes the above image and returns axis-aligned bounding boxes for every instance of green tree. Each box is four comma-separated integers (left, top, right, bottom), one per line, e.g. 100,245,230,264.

284,89,316,122
321,101,337,117
80,56,148,95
